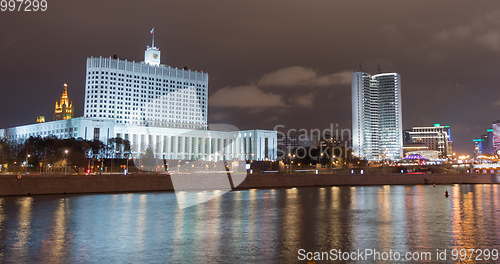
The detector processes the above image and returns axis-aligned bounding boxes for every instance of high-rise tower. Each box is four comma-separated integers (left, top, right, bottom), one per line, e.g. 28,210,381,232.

84,29,208,129
54,83,73,120
352,72,402,161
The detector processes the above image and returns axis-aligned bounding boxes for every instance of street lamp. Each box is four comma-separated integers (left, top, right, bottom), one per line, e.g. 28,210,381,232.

64,149,69,175
25,154,31,173
125,155,132,175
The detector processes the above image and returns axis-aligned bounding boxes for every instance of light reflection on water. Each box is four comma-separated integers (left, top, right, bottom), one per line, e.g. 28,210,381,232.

0,185,498,263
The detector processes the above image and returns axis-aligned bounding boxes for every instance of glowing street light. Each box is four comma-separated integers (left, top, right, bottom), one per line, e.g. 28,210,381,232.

25,154,31,171
64,149,69,175
125,155,132,175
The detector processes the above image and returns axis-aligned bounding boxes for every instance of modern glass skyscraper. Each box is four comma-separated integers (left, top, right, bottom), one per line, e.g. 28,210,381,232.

352,72,403,161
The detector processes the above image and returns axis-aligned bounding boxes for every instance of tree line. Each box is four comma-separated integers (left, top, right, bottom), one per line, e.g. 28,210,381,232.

0,136,131,171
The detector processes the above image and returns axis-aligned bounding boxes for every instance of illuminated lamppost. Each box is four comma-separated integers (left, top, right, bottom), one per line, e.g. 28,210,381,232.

25,154,31,173
64,149,69,175
86,150,92,174
125,155,132,175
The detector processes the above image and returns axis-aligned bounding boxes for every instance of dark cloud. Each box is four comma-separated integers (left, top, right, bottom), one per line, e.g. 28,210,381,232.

434,10,500,52
258,66,351,87
0,0,499,153
210,66,350,109
210,85,286,108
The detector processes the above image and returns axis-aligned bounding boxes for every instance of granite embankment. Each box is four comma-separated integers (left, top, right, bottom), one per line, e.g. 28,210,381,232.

0,172,497,196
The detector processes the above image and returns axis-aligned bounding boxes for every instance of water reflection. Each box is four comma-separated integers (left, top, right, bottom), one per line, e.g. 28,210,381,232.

48,199,67,264
10,197,33,262
0,184,497,263
0,198,4,260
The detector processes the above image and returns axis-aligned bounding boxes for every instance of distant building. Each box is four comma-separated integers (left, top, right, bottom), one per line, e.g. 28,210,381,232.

403,143,442,161
473,138,486,156
405,150,440,161
472,124,497,157
483,129,495,155
403,129,413,145
475,123,499,156
352,72,403,161
405,124,453,159
403,143,429,154
36,115,45,123
278,133,314,157
54,83,73,121
493,121,500,155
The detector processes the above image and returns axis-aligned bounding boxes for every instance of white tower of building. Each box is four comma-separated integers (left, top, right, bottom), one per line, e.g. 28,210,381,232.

84,28,209,129
352,72,403,161
144,28,161,66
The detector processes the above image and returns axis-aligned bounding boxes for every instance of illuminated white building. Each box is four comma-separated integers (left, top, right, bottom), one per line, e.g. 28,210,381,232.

0,31,277,161
352,72,403,161
405,124,453,159
84,36,208,129
1,118,276,161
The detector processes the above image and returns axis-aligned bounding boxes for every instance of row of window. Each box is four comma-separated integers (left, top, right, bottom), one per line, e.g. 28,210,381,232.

9,127,78,139
87,71,206,87
87,81,207,90
87,87,205,95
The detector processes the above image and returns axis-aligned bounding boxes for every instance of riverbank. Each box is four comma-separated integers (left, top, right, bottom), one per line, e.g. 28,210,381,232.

0,172,497,196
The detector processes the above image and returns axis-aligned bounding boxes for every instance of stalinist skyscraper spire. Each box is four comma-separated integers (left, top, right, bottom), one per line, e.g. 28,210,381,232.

54,83,73,120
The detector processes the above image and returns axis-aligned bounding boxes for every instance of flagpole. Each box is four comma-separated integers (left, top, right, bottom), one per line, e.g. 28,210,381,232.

151,28,155,48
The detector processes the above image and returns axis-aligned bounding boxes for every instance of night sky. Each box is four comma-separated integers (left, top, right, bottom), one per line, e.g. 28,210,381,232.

1,0,499,154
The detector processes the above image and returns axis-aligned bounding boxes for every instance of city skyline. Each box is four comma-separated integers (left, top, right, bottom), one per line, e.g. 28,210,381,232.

0,3,498,263
1,1,500,154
